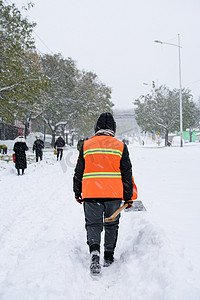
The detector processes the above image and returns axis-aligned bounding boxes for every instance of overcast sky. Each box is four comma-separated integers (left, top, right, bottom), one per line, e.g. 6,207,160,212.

11,0,200,109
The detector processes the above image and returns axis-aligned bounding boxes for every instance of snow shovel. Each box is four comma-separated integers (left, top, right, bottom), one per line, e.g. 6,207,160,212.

104,200,146,223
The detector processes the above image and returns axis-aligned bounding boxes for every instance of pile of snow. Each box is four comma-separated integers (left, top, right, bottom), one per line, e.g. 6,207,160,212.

172,136,185,147
0,144,200,300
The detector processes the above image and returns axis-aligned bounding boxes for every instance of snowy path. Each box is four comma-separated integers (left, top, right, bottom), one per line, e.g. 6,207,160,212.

0,145,200,300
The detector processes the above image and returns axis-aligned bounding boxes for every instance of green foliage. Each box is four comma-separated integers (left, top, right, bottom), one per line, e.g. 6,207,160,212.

134,85,199,145
40,54,77,131
70,70,113,136
39,54,113,138
0,1,47,122
0,1,113,140
134,86,177,133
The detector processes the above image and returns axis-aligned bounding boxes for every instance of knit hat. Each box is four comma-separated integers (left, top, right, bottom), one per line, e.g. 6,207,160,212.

94,112,116,133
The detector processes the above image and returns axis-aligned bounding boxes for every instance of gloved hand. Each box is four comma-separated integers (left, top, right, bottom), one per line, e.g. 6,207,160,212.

75,194,83,204
124,199,133,209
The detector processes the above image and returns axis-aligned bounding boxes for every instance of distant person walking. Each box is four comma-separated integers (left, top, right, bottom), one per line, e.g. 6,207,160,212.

13,135,28,175
33,136,44,162
54,136,65,160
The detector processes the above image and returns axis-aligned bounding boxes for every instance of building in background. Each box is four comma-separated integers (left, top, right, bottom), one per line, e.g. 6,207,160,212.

113,109,142,144
0,121,25,140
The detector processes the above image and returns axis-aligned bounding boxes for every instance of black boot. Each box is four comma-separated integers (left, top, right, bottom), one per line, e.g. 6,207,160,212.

104,251,114,267
17,169,20,176
90,251,101,275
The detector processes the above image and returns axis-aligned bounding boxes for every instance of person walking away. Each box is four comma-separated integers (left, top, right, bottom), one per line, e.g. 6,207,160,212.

33,136,44,162
54,135,65,160
13,135,28,175
73,112,137,275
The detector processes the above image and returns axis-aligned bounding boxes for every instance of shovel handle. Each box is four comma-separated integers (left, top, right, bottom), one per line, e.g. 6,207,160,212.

104,203,129,223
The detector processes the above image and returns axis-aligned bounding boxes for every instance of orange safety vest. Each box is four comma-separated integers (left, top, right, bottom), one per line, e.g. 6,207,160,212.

82,135,137,199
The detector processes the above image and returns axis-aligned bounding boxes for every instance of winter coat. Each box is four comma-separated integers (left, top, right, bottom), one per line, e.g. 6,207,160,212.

13,137,28,169
33,139,44,153
54,137,65,149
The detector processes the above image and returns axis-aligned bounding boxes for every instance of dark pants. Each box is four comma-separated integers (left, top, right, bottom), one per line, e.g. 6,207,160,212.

84,200,122,253
36,150,43,162
57,149,63,160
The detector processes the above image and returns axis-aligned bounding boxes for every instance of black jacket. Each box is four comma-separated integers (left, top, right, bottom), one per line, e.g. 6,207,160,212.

13,141,28,169
54,137,65,148
33,139,44,152
73,139,133,201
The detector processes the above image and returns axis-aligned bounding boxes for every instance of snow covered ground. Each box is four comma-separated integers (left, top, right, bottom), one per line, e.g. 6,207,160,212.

0,141,200,300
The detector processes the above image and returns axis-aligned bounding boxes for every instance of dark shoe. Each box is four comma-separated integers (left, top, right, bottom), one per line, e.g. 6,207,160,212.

104,251,114,267
90,251,101,275
22,169,24,175
17,169,20,175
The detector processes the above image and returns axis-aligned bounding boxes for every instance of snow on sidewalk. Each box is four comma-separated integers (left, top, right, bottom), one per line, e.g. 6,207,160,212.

0,145,200,300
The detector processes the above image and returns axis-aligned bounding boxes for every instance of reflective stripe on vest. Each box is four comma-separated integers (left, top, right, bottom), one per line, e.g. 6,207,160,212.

83,172,122,179
83,148,122,158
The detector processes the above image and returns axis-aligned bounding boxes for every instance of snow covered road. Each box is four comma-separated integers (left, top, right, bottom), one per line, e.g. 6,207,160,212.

0,144,200,300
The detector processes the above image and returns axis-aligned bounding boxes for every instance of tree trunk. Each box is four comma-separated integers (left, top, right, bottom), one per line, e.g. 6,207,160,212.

24,114,32,139
51,132,56,147
66,133,69,145
71,133,75,146
24,120,30,139
165,130,169,146
43,123,46,141
61,125,65,139
46,121,56,147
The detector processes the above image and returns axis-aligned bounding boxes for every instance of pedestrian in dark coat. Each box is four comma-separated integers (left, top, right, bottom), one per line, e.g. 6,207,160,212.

13,135,28,175
73,112,138,275
54,136,65,160
33,137,44,162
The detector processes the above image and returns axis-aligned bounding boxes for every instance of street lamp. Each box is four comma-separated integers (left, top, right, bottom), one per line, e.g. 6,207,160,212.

143,81,156,89
154,34,183,147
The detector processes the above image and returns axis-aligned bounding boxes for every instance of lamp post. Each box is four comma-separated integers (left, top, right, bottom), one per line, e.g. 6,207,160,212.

154,34,183,147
